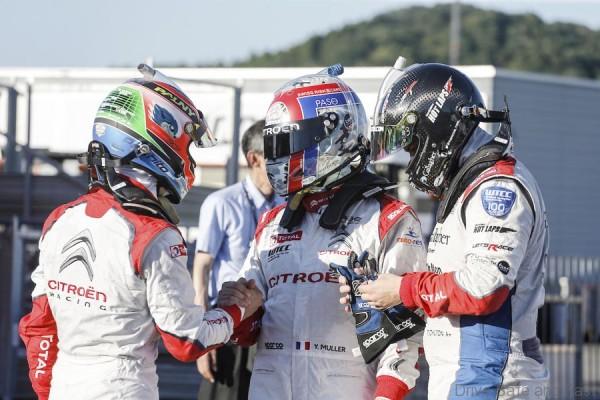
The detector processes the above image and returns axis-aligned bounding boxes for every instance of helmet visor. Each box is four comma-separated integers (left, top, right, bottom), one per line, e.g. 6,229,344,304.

263,112,338,159
370,111,418,163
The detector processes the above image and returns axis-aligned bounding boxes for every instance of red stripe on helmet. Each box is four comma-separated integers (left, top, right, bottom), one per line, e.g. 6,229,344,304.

288,152,304,193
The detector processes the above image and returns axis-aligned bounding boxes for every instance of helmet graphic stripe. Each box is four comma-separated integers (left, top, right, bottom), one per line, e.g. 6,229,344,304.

136,80,198,121
288,152,304,193
302,145,319,183
94,117,167,158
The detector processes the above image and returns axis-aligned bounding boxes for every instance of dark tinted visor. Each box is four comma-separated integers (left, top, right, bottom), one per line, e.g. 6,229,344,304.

263,112,338,159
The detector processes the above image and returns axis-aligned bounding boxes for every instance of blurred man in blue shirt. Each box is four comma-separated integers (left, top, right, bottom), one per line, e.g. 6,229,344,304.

193,120,278,400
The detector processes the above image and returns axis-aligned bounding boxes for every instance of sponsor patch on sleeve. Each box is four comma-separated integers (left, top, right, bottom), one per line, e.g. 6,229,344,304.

396,227,424,247
169,244,187,258
481,186,516,217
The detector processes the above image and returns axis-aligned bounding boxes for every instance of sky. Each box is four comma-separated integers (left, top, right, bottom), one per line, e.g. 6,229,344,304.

0,0,599,67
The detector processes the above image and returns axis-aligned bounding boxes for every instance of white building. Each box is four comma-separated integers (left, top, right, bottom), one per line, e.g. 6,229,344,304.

1,65,599,256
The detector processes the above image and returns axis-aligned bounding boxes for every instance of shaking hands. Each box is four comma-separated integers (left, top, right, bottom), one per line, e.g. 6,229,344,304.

218,278,264,319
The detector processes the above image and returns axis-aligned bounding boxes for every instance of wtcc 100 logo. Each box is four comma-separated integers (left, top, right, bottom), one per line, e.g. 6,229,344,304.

481,186,517,217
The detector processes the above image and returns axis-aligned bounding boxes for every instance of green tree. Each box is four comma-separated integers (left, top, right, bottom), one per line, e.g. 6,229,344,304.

234,4,600,80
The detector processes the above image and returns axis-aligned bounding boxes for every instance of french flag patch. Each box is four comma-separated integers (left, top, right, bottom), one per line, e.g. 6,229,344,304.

296,341,311,350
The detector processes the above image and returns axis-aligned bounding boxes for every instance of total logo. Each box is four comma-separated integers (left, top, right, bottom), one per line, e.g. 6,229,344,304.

33,334,54,379
270,231,303,245
420,290,448,303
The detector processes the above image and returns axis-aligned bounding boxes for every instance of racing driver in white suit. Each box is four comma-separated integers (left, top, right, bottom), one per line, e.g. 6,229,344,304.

218,66,427,400
18,65,263,400
340,62,550,399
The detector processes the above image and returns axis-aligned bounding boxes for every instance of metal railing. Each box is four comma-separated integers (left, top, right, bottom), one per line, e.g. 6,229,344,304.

542,257,600,400
3,240,599,399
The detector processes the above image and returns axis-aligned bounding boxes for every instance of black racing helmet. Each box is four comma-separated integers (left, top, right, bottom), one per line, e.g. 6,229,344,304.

371,63,505,197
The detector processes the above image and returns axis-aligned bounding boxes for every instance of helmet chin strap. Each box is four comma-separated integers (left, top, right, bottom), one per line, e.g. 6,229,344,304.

105,171,181,225
114,167,182,225
156,190,181,225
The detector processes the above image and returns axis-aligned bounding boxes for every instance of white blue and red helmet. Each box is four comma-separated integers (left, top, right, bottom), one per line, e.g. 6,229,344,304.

263,65,369,197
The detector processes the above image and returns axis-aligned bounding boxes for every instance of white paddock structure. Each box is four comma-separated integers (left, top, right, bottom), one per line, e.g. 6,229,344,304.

0,65,599,256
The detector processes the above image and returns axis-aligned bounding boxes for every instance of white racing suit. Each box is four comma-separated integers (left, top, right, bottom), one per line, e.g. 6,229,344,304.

19,188,243,400
232,190,427,400
400,158,550,399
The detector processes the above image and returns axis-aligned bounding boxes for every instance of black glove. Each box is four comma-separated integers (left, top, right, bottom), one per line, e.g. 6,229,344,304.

214,344,236,387
330,251,425,364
